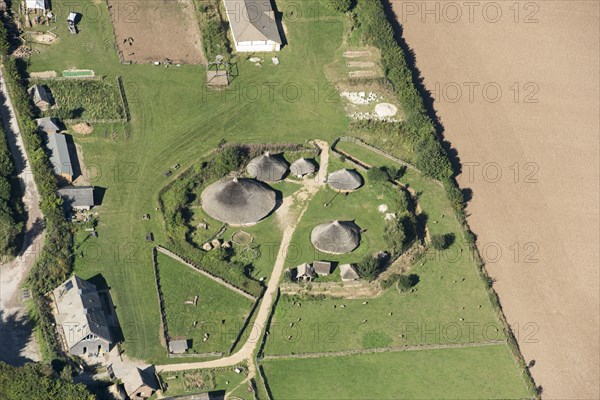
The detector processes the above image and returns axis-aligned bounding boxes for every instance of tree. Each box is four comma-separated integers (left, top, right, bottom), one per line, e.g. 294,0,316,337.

384,218,406,256
397,274,419,292
430,234,448,250
367,167,388,184
356,255,379,280
329,0,353,13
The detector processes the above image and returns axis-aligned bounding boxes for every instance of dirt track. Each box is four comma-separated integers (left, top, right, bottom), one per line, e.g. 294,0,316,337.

108,0,205,64
391,1,599,398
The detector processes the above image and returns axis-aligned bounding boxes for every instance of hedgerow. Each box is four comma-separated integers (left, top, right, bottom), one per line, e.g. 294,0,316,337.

0,120,23,258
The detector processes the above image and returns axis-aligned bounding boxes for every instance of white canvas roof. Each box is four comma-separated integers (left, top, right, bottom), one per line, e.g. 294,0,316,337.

26,0,45,10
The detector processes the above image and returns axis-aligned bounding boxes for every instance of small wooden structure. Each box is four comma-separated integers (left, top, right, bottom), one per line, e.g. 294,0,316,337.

207,55,230,87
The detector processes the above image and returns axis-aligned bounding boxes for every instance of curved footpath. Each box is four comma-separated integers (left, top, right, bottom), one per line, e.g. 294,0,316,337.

0,69,44,365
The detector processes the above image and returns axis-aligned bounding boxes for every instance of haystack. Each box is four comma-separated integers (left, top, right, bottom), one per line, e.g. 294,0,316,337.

201,177,276,225
246,152,288,182
310,220,361,254
327,169,363,191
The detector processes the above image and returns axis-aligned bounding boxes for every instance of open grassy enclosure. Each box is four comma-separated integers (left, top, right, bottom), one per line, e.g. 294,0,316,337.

262,344,531,399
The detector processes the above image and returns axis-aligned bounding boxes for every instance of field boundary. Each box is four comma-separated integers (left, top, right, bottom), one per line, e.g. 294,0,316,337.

261,339,507,361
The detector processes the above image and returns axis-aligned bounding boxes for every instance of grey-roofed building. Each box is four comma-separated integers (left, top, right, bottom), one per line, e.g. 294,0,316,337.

340,264,359,281
123,367,159,399
290,158,317,177
296,262,315,281
28,84,53,110
223,0,282,52
246,152,288,182
327,169,363,192
313,261,331,276
43,130,73,182
58,186,94,211
201,177,276,225
169,339,189,354
311,220,361,255
52,275,113,356
37,117,61,134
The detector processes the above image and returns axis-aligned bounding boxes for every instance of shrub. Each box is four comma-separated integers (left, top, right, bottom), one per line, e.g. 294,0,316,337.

384,218,406,255
355,255,379,281
430,234,447,250
397,274,419,292
415,138,452,180
366,166,388,184
329,0,353,13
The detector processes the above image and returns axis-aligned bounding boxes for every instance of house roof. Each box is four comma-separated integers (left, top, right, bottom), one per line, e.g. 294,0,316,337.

37,117,61,134
223,0,282,44
340,264,359,281
169,339,189,354
290,158,317,177
52,275,112,350
313,261,331,275
246,152,288,182
122,368,158,396
201,177,276,225
58,186,94,208
29,84,52,105
327,169,363,191
296,262,315,278
45,132,73,178
311,220,361,254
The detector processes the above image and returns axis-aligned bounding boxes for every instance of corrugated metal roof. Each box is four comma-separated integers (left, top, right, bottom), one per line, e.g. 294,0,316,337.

58,186,94,208
45,132,73,178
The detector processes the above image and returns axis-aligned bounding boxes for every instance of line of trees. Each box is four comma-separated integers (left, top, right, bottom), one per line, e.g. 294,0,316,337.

0,119,23,258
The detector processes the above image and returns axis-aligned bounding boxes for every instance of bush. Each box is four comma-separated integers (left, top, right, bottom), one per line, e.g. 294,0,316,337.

366,166,388,184
430,234,446,250
397,274,419,292
329,0,353,13
0,124,23,258
384,218,406,255
415,138,452,180
355,255,379,281
198,0,231,60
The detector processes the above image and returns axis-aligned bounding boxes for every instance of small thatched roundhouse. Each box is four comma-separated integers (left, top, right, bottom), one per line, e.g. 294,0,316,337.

327,169,363,191
246,152,289,182
290,158,317,177
201,177,276,225
311,220,361,254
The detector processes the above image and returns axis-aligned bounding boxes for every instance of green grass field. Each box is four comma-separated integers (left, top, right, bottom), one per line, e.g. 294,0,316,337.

157,253,254,354
28,0,347,362
262,344,531,399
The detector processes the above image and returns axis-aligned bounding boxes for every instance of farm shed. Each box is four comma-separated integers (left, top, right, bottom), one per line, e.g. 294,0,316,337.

296,262,316,281
57,186,94,211
122,367,159,399
290,158,317,177
28,84,53,110
44,131,74,182
51,275,113,356
201,177,276,225
246,151,288,182
311,220,361,255
25,0,45,11
36,117,61,134
327,169,363,192
340,264,359,281
169,339,189,354
313,261,331,276
223,0,282,52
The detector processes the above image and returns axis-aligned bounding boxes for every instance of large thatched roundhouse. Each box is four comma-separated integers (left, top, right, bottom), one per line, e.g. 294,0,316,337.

327,169,363,191
201,177,276,225
290,158,317,177
246,152,289,182
311,220,361,254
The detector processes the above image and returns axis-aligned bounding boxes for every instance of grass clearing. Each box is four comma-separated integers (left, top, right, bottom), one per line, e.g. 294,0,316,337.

159,365,247,397
262,344,532,399
157,253,254,354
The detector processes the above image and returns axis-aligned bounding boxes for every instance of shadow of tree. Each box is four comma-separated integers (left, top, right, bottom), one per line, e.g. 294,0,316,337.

0,308,36,366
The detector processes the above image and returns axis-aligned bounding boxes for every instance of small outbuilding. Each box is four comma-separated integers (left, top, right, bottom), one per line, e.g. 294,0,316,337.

313,261,331,276
311,220,361,255
25,0,45,11
327,169,363,192
223,0,282,52
201,177,277,225
340,264,360,282
45,131,73,182
169,339,189,354
246,152,289,182
122,367,159,399
296,262,315,281
290,158,317,177
28,84,53,110
57,186,94,211
37,117,61,134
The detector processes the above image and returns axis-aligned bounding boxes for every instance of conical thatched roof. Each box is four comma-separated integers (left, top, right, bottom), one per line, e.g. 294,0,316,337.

246,152,288,182
290,158,317,177
327,169,363,191
201,177,276,225
310,220,361,254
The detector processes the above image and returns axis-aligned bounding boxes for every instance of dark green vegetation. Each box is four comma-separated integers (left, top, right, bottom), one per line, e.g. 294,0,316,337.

0,121,23,258
38,79,124,120
194,0,231,60
157,253,253,354
0,362,94,400
262,345,530,399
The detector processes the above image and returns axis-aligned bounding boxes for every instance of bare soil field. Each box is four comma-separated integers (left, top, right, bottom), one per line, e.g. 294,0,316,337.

107,0,205,64
390,1,599,398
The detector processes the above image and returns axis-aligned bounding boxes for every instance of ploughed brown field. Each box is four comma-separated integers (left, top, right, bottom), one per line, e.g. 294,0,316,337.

391,1,599,398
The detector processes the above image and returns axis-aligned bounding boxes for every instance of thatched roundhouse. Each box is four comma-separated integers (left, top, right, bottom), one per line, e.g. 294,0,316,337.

246,152,289,182
311,220,361,254
290,158,317,177
327,169,363,191
201,177,276,225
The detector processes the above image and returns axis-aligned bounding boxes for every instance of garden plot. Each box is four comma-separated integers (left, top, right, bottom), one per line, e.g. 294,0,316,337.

339,86,401,122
